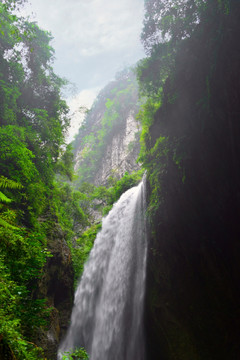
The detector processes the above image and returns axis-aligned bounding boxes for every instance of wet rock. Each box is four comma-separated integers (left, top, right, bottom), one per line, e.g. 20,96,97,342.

35,223,74,359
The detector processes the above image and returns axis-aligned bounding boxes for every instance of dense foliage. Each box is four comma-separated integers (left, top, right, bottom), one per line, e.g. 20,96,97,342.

62,347,89,360
0,12,144,357
137,0,240,359
0,1,141,359
0,1,74,358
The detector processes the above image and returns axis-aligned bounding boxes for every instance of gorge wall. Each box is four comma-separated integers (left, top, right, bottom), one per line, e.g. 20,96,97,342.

92,112,140,186
35,221,74,360
73,69,141,187
142,2,240,359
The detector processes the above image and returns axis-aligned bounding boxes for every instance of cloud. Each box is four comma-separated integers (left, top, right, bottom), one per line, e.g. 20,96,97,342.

26,0,144,87
24,0,145,139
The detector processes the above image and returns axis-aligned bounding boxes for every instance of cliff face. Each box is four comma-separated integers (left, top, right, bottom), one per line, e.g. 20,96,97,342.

35,221,74,359
73,69,141,187
144,3,240,359
92,112,140,185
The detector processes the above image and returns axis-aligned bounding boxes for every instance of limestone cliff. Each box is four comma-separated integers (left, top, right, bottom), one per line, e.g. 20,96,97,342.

73,69,141,187
92,112,140,185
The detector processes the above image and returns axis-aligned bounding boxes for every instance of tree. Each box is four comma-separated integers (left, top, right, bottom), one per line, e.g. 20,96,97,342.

141,0,204,53
0,2,73,358
0,175,22,228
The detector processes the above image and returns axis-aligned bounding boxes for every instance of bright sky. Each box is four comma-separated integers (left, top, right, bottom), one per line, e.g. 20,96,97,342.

23,0,145,141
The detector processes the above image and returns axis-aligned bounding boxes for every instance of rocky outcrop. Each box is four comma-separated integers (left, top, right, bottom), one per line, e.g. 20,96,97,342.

73,69,141,187
35,222,74,359
93,113,140,185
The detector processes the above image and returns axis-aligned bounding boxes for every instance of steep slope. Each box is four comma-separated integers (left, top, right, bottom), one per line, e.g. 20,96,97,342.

73,69,141,186
137,1,240,359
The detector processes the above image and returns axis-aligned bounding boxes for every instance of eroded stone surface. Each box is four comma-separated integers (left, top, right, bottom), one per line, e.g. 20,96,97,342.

94,113,140,185
74,111,140,186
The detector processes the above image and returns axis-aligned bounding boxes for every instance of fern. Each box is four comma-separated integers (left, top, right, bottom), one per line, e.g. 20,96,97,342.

0,176,23,189
0,217,18,230
0,191,12,203
0,176,22,228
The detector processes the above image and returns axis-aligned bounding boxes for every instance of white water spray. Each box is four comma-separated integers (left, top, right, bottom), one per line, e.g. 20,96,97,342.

58,180,147,360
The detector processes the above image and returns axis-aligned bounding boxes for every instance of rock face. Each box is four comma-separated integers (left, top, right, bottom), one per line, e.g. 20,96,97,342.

73,69,141,187
93,113,140,185
35,222,74,359
144,4,240,359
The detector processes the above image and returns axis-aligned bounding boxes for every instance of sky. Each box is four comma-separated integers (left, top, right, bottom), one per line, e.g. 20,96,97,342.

23,0,145,141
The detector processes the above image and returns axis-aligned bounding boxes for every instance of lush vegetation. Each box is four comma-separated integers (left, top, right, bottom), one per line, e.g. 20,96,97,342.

0,8,143,356
62,347,89,360
3,0,239,359
0,1,75,358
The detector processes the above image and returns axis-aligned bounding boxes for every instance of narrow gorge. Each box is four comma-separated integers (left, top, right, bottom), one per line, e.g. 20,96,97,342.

0,1,240,360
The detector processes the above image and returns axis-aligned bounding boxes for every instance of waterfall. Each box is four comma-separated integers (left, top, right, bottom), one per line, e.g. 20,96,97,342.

58,180,147,360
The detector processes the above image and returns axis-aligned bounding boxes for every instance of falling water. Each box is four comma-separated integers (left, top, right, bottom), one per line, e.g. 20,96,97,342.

58,180,147,360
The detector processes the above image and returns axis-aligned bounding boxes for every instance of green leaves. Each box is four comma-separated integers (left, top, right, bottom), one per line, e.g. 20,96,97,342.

71,223,101,285
0,191,12,204
0,1,71,358
0,175,23,230
55,144,74,180
141,0,200,52
0,226,48,359
0,175,23,190
62,347,89,360
0,126,36,179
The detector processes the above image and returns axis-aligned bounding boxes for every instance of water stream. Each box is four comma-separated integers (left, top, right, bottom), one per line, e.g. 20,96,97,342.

58,180,147,360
